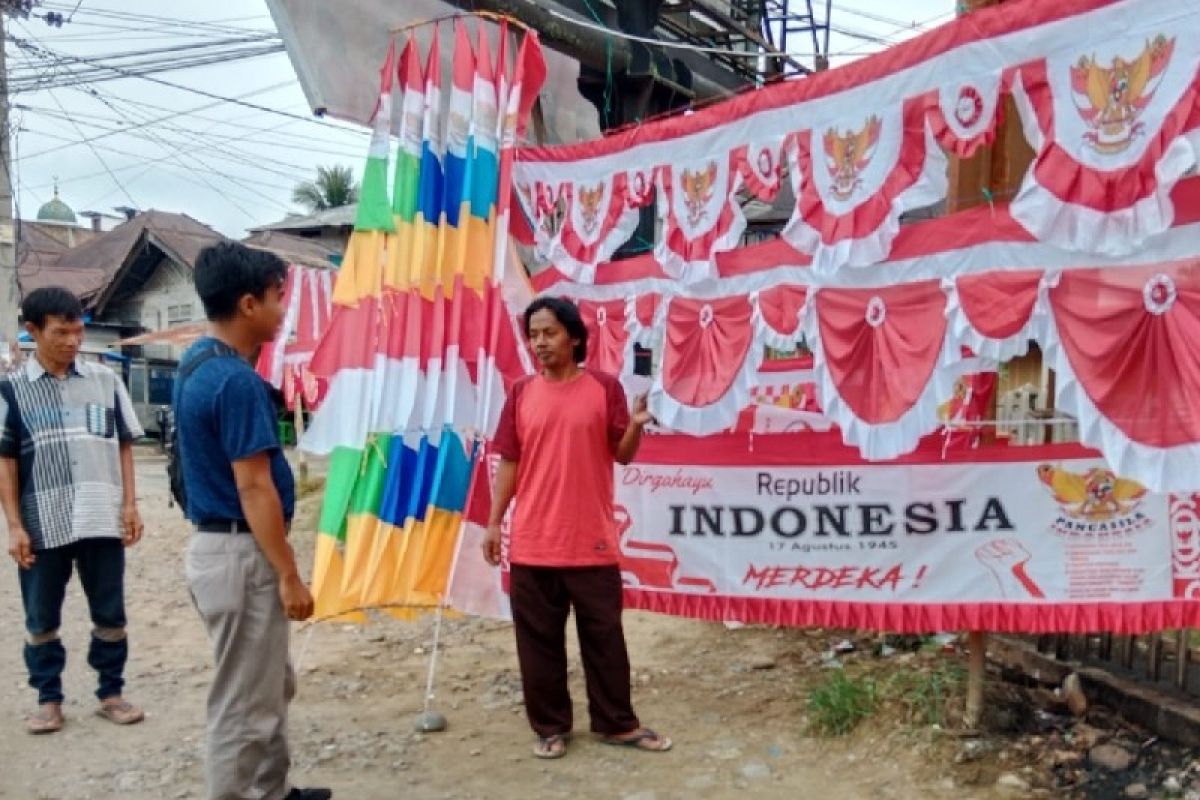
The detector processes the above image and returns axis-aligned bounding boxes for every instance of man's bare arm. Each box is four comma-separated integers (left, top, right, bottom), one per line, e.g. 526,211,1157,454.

483,459,517,566
0,457,33,568
232,453,313,620
118,442,144,546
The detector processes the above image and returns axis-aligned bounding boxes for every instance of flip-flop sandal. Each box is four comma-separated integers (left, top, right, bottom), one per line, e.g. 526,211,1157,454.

26,705,64,735
533,733,569,759
602,728,672,752
96,699,144,726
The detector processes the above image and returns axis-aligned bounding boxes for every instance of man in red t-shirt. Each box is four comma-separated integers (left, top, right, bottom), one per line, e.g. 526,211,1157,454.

484,297,672,760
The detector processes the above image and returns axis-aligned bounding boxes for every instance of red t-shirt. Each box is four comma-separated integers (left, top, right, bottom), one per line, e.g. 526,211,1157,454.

492,369,629,567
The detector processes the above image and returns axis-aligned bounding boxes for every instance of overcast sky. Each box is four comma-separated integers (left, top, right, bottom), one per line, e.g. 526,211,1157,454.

8,0,951,238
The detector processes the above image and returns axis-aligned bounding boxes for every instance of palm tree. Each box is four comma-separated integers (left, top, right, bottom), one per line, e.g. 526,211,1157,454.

292,165,359,212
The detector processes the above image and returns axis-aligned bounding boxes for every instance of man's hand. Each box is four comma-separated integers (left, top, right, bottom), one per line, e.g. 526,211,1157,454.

6,526,35,569
121,503,144,547
279,574,315,621
631,393,653,427
482,523,502,566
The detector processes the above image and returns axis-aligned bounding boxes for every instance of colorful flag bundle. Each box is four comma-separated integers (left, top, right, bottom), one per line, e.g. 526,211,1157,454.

303,22,545,621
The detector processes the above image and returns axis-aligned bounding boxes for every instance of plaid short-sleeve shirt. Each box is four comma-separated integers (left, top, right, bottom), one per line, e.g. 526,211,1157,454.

0,357,144,550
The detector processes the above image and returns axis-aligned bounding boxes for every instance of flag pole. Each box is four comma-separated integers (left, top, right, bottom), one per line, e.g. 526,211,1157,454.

415,435,484,733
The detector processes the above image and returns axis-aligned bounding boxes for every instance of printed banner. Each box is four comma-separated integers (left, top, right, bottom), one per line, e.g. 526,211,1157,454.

447,438,1200,633
614,439,1200,632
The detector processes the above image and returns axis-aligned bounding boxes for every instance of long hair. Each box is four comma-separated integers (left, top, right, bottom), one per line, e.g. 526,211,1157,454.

523,297,587,364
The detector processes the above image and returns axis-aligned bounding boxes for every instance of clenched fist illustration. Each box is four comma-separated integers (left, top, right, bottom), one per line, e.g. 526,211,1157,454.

976,538,1046,599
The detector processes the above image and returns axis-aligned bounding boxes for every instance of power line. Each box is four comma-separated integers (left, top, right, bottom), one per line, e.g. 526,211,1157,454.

43,86,138,207
28,11,273,44
21,95,363,175
25,125,291,219
12,35,366,135
26,16,273,43
55,85,366,157
829,2,932,32
22,90,343,199
106,120,265,222
73,94,360,172
17,46,313,191
14,78,305,161
21,125,303,193
9,43,284,85
834,9,955,57
8,36,287,93
39,2,276,38
93,90,299,212
12,45,288,93
543,7,878,59
827,23,892,46
11,33,279,66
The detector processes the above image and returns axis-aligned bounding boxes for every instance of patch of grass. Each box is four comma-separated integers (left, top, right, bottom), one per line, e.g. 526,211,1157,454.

884,662,966,727
806,670,879,736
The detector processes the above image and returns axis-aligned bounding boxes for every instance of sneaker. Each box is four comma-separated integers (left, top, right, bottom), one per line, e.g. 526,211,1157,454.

285,789,332,800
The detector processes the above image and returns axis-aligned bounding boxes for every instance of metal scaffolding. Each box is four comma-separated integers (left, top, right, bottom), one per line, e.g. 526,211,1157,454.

656,0,832,81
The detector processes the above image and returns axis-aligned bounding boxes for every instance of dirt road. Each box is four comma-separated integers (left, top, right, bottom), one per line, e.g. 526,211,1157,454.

0,449,1005,800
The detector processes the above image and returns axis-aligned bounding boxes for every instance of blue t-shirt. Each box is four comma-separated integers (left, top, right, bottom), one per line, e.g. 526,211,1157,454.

174,337,295,524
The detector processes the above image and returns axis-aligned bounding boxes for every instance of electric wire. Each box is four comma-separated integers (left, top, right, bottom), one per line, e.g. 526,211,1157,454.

11,35,366,135
43,85,138,207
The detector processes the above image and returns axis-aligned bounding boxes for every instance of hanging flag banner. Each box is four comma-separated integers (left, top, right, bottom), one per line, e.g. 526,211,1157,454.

536,184,1200,493
256,263,334,411
607,437,1200,634
514,0,1200,280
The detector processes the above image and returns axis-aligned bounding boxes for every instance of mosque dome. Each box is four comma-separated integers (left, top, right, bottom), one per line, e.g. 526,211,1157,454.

37,184,77,225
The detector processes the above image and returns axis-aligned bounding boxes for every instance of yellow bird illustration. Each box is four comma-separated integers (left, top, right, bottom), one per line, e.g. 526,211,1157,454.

1038,464,1147,519
1038,464,1088,505
575,182,605,235
823,115,882,200
680,162,719,226
1071,36,1174,152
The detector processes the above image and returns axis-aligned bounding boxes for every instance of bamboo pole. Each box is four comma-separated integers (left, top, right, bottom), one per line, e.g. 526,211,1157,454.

1176,630,1189,691
294,390,308,484
964,631,987,731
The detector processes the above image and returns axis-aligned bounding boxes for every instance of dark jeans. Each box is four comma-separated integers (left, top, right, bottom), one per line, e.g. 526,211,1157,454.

509,564,640,737
17,538,127,705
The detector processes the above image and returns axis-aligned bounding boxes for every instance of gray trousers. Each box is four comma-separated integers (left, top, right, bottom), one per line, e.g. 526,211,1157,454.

186,533,295,800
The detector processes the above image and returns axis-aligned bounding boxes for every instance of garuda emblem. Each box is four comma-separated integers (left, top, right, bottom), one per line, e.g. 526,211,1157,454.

823,116,882,201
526,184,565,239
1037,464,1148,520
1070,35,1174,154
680,162,718,227
576,183,604,236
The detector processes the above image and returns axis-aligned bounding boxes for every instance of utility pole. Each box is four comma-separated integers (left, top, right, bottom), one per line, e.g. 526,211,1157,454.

1,5,19,361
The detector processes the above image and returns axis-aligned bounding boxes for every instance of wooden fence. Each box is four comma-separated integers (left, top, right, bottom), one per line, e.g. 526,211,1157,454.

1035,633,1197,696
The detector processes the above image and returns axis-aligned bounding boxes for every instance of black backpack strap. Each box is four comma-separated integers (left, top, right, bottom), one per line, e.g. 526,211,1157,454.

178,347,222,382
174,343,239,408
168,344,236,514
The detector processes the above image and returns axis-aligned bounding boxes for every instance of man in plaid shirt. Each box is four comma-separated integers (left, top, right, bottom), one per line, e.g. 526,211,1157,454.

0,288,145,734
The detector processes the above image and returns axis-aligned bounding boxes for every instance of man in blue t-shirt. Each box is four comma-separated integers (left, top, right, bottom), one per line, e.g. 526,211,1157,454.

175,241,330,800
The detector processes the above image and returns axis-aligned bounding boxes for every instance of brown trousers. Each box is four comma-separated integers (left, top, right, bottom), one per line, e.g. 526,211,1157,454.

509,564,640,737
